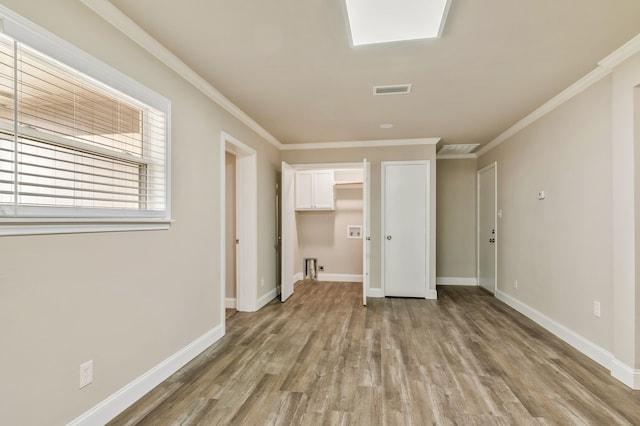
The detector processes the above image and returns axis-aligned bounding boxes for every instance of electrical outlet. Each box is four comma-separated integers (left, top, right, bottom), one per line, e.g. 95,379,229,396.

319,265,324,272
514,280,518,289
79,360,93,388
593,301,601,318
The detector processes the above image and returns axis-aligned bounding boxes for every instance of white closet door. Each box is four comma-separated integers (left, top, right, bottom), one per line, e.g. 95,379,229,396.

382,161,429,298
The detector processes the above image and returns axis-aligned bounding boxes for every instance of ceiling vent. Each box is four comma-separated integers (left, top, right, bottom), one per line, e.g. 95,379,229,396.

373,84,412,96
437,144,480,155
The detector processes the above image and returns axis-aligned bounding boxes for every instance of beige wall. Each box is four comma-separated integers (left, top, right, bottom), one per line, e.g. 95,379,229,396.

296,187,363,276
478,76,614,351
436,159,477,278
225,152,237,299
0,1,279,424
282,145,437,293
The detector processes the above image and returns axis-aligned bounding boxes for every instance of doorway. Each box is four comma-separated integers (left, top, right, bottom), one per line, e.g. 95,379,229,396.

280,161,371,305
220,132,258,326
477,162,497,294
381,161,430,298
225,152,237,318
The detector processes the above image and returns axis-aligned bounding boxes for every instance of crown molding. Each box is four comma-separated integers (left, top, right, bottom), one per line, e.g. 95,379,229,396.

598,32,640,69
80,0,284,150
477,32,640,158
280,137,440,151
476,66,612,157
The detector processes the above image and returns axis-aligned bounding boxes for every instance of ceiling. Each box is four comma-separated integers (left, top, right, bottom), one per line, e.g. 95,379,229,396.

109,0,640,148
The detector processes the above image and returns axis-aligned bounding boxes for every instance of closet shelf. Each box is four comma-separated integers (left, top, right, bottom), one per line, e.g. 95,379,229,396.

334,181,363,189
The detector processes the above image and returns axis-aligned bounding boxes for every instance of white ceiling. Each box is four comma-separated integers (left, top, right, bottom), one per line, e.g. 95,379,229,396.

109,0,640,148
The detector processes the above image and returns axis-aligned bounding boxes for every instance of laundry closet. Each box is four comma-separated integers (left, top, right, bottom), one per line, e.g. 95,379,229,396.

293,168,364,283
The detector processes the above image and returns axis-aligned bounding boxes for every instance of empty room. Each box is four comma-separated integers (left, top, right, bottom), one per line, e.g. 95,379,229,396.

1,0,640,424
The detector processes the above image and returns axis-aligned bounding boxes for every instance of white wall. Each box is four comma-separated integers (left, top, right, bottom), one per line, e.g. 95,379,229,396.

0,1,279,424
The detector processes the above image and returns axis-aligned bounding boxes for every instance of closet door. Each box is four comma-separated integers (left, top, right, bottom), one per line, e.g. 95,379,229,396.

382,161,429,298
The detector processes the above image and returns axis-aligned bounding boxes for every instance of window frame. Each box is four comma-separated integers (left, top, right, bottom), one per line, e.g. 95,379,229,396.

0,5,172,236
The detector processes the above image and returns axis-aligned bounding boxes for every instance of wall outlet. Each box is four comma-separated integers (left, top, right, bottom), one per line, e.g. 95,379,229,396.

79,360,93,388
593,301,601,318
514,280,518,289
319,265,324,271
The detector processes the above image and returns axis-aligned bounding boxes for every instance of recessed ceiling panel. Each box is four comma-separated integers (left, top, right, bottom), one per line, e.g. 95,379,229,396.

345,0,451,46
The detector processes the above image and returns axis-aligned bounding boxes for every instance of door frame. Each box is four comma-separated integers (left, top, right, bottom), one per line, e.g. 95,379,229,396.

220,132,258,325
477,162,498,294
281,161,370,303
381,160,430,298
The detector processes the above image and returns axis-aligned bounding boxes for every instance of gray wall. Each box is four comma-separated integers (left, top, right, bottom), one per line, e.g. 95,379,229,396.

436,159,477,279
478,76,613,351
0,1,279,424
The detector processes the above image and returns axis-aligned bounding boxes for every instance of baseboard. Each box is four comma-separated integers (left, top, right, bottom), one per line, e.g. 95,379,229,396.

317,273,363,282
294,272,303,281
68,324,225,425
225,298,237,309
256,287,278,310
367,287,384,298
611,358,640,390
436,276,477,286
426,288,438,299
495,290,613,371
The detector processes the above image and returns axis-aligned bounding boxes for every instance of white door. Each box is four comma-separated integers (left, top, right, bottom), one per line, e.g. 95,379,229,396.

362,159,371,306
478,163,497,293
281,161,295,301
382,161,429,298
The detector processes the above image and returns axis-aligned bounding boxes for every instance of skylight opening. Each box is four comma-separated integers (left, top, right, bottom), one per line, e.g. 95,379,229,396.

345,0,451,46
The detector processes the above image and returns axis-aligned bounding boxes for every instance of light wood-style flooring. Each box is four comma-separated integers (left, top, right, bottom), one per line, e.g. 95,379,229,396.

109,281,640,425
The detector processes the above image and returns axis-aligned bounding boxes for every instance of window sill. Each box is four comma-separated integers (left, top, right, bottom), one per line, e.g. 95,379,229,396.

0,219,174,236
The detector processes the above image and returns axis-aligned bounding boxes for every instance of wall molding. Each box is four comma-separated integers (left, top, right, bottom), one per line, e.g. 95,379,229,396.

436,154,477,160
68,324,224,425
611,358,640,390
256,288,278,310
225,298,237,309
367,288,384,298
427,289,438,300
317,273,363,282
294,272,304,282
80,0,283,150
436,276,478,286
280,138,440,151
495,290,614,373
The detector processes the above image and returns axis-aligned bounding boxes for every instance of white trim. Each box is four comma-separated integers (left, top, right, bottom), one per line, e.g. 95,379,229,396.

477,162,497,294
611,358,640,390
221,133,259,315
367,287,384,298
436,277,478,286
317,273,363,282
436,154,477,160
225,298,237,309
80,0,283,150
426,289,438,299
598,32,640,69
294,272,304,282
256,287,278,310
495,290,613,370
67,324,224,426
280,138,440,151
476,67,612,157
0,220,172,236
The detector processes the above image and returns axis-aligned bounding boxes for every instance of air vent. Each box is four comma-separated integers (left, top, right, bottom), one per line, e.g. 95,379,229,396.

437,144,480,155
373,84,412,96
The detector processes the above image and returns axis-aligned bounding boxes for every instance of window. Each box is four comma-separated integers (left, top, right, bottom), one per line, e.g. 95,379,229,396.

0,11,170,235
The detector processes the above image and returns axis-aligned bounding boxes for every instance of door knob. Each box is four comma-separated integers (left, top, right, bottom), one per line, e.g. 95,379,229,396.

386,235,392,240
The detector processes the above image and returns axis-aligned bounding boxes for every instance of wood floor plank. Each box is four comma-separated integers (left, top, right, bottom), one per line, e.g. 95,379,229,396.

108,282,640,426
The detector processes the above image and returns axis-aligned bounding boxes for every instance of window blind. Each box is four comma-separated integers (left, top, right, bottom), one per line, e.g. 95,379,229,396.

0,32,167,218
